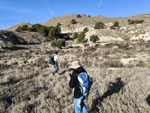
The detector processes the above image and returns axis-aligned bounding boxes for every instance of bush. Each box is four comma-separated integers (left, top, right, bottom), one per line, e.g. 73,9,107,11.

48,26,61,41
7,41,14,47
67,33,72,37
73,32,78,39
110,21,119,29
16,25,28,32
16,24,54,37
114,21,119,27
103,59,123,68
71,19,77,24
77,14,82,18
77,32,86,43
94,22,105,29
38,27,47,36
51,39,66,48
110,25,115,29
122,36,130,41
57,23,61,26
83,27,89,33
128,19,144,24
90,35,99,43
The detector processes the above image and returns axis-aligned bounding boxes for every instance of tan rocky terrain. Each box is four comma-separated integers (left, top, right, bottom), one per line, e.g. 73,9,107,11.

0,14,150,113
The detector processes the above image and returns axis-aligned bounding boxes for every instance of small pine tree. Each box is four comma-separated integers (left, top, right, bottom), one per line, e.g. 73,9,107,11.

77,32,86,43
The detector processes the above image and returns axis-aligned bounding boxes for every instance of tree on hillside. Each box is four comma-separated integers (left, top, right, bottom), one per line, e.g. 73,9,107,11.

110,21,120,29
114,21,119,27
77,14,82,18
94,22,105,29
71,19,77,24
90,35,99,43
77,32,86,43
16,25,28,32
47,26,61,41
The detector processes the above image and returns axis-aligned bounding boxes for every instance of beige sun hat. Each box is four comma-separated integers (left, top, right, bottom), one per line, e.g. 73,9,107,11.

70,61,82,69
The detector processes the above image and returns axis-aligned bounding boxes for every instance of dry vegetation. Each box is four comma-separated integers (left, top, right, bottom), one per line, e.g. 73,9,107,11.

0,14,150,113
0,39,150,113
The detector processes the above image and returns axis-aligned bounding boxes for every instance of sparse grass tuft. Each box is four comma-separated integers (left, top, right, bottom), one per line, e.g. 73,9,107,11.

102,59,123,68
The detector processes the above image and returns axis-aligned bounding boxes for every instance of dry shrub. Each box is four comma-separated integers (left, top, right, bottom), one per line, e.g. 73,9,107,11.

136,60,147,67
102,59,123,68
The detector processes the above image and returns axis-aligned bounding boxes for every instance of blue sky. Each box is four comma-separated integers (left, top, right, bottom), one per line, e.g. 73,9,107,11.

0,0,150,30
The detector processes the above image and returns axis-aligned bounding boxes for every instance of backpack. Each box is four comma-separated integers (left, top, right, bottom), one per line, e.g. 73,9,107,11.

78,72,91,97
49,56,55,65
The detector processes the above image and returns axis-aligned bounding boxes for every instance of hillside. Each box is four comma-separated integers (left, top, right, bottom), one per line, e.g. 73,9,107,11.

0,13,150,113
42,14,150,27
6,23,32,31
7,14,150,31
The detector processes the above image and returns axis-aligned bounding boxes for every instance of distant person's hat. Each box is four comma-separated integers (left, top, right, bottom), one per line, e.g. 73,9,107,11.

70,61,82,69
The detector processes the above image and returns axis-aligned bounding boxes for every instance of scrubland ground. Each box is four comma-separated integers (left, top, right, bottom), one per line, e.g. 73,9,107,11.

0,40,150,113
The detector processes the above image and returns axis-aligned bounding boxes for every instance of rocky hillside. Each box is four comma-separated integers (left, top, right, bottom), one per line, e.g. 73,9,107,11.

0,30,45,48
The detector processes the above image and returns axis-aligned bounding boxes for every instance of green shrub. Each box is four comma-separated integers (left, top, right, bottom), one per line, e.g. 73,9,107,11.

114,21,119,27
110,25,115,29
16,25,28,32
103,59,123,68
122,36,130,41
73,32,78,39
7,41,14,47
66,33,72,37
128,19,144,24
83,27,89,33
77,32,86,43
48,26,61,40
77,14,82,18
71,19,77,24
38,27,47,36
51,39,66,48
57,23,61,26
94,22,105,29
90,35,99,43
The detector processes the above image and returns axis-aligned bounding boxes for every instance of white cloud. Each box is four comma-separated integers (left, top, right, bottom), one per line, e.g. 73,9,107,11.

98,0,104,8
43,0,54,18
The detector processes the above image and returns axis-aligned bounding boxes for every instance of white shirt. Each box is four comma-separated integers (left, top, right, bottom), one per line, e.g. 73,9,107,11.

54,54,59,62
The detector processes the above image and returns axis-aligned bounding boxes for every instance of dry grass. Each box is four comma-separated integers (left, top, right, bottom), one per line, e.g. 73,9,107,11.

0,41,150,113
